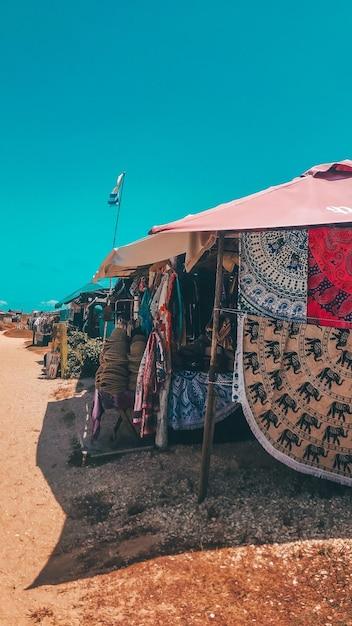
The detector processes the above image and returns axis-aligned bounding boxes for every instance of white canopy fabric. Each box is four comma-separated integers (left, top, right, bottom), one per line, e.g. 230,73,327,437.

93,231,216,280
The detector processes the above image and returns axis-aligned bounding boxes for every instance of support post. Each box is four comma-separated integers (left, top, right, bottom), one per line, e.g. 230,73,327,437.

198,232,225,502
59,322,68,379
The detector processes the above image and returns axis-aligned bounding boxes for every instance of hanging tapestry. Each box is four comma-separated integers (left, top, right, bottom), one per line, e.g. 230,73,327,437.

308,227,352,328
234,314,352,486
168,370,235,431
239,229,308,321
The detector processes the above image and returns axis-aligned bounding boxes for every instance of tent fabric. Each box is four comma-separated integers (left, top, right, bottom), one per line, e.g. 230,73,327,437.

93,231,216,280
55,279,115,308
150,160,352,235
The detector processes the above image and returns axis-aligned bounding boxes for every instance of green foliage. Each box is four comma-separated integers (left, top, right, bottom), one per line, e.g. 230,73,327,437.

65,328,102,378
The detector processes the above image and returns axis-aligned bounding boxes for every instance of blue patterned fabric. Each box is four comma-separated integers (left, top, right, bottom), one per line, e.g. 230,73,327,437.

168,370,235,430
239,229,308,321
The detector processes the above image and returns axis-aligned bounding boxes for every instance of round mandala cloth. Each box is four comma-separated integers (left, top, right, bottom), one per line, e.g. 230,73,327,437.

239,229,308,321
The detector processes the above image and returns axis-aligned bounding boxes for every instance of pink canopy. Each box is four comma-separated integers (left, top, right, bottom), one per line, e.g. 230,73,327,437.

150,160,352,234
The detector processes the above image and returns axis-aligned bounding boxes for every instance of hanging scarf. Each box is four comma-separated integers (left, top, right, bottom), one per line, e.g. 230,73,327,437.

308,227,352,328
133,330,166,436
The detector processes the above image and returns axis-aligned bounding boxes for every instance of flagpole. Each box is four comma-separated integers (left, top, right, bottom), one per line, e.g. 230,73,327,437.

103,172,126,342
112,172,126,249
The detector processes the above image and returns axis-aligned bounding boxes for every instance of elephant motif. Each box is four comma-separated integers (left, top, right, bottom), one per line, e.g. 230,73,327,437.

268,369,283,391
331,328,350,350
283,351,301,374
260,410,281,430
333,453,352,473
295,412,321,434
245,319,259,344
336,350,352,370
303,444,328,464
328,401,352,422
269,319,284,334
248,382,268,405
318,367,343,389
265,340,281,363
277,429,301,451
297,382,321,403
276,393,299,415
244,352,259,374
288,322,300,338
323,425,347,446
305,337,323,362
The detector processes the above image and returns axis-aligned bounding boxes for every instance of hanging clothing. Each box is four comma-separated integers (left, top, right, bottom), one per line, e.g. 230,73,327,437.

139,289,153,335
133,330,167,437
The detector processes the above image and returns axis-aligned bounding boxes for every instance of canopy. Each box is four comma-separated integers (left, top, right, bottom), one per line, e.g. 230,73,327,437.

55,279,116,308
94,231,216,280
150,160,352,234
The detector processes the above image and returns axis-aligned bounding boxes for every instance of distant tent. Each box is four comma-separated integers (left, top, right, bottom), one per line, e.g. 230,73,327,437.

55,278,117,309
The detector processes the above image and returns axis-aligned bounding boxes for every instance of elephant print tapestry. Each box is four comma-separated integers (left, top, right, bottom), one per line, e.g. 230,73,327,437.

238,229,308,321
308,227,352,328
234,314,352,485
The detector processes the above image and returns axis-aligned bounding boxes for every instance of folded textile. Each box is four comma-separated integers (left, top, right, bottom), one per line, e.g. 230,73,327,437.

239,229,308,321
95,328,130,395
235,313,352,486
133,330,166,436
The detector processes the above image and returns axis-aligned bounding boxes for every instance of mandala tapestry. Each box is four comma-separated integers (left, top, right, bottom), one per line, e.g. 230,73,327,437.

239,229,307,321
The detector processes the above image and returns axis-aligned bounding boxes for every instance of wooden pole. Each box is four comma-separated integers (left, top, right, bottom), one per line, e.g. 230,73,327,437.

198,232,225,502
59,322,68,379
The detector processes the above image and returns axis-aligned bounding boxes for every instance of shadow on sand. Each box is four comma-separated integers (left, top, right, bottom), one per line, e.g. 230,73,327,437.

30,378,352,588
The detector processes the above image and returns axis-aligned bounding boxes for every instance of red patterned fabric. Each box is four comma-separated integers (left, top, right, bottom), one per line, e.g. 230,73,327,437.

308,227,352,328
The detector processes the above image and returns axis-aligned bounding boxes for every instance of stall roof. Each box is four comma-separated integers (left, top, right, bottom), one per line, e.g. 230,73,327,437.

55,279,116,308
95,159,352,280
93,231,215,280
150,160,352,234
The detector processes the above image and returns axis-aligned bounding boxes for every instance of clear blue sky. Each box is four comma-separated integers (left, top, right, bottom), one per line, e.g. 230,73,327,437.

1,1,351,311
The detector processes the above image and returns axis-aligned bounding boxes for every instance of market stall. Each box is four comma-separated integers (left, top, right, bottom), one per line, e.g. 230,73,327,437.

90,240,239,454
93,159,352,498
150,159,352,498
55,279,119,338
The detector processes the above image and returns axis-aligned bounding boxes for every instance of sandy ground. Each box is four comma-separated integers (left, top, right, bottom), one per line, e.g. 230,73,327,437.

0,333,83,625
1,332,352,625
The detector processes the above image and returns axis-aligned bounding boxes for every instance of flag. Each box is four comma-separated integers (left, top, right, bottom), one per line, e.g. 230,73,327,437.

108,172,125,205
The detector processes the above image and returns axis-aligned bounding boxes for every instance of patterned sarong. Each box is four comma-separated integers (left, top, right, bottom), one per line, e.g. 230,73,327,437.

234,314,352,485
168,370,235,430
308,227,352,328
239,229,308,321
